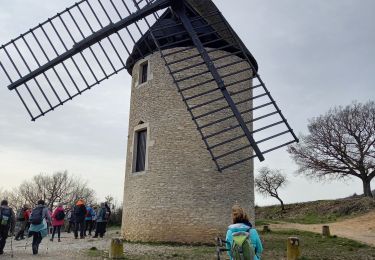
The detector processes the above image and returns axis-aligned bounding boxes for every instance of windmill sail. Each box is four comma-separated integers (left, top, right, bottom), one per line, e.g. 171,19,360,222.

0,0,298,171
0,0,169,120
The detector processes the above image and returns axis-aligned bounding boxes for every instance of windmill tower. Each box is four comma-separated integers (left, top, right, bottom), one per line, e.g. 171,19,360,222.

0,0,298,244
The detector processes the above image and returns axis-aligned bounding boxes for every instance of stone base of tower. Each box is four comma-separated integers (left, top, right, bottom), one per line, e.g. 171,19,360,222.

122,48,255,244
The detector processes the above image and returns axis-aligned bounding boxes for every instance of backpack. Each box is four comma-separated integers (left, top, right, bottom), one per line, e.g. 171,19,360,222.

231,230,255,260
16,208,25,221
30,207,44,225
98,208,109,221
0,208,12,227
73,205,86,221
55,210,65,221
104,210,110,220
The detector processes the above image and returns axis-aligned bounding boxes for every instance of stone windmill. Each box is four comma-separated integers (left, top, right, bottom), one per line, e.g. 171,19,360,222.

0,0,298,243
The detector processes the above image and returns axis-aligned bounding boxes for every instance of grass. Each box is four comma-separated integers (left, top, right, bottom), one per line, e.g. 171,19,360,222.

255,219,281,226
256,212,340,225
260,229,375,260
84,229,375,260
286,212,340,224
86,247,105,258
256,197,375,224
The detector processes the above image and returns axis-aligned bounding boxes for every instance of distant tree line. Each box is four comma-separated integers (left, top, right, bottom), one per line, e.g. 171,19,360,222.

0,171,124,226
1,171,96,210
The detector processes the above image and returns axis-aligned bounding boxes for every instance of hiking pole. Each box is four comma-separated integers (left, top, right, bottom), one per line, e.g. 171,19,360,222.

24,235,29,251
10,233,14,258
46,225,50,255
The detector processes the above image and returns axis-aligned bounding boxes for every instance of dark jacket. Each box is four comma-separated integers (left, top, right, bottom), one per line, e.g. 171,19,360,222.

0,205,15,233
96,206,108,223
73,205,87,223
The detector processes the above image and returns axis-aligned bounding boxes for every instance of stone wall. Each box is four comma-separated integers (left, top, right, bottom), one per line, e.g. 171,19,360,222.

122,47,255,244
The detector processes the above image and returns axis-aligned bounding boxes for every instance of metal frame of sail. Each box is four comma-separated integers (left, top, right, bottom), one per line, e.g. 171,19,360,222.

0,0,170,120
132,0,299,171
0,0,299,171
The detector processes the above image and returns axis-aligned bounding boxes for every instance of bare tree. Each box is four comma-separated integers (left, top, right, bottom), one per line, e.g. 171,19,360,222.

255,167,288,210
288,101,375,198
2,188,25,210
17,171,96,209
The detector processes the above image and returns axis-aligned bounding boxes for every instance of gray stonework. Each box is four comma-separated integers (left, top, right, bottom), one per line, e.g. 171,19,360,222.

122,47,254,244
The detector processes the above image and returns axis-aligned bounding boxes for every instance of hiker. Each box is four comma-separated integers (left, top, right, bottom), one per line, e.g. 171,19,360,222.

105,202,111,220
0,200,15,255
66,206,75,233
50,203,65,242
243,212,253,228
84,204,95,236
73,199,87,239
28,200,51,255
15,204,31,241
48,208,53,234
92,205,98,232
93,203,109,238
226,205,263,260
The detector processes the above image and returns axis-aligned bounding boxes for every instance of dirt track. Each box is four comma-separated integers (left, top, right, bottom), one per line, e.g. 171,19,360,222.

270,211,375,246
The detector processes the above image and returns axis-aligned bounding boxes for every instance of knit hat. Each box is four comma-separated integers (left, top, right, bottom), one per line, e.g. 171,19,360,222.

76,199,85,206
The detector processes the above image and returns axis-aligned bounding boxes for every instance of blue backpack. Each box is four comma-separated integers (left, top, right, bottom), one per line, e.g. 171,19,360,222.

30,207,44,225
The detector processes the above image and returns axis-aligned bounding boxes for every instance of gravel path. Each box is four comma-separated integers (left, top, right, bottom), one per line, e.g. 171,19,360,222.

270,211,375,246
1,230,119,259
1,229,215,259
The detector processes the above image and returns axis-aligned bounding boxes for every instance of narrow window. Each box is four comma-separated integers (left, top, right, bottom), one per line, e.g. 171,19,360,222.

140,61,148,84
135,129,147,172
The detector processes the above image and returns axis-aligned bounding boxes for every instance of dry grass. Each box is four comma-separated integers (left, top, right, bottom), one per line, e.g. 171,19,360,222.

256,197,375,224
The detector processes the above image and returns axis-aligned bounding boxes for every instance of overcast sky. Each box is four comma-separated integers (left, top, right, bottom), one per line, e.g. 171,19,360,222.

0,0,374,205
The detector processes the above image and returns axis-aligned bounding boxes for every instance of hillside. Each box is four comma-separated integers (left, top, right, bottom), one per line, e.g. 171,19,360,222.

256,196,375,224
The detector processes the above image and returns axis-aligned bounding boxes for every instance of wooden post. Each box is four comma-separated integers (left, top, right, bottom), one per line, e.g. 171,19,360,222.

109,238,124,259
287,237,301,260
263,225,271,232
322,225,331,237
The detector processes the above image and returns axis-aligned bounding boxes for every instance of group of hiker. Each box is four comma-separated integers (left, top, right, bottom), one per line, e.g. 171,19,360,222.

1,198,263,259
0,198,111,255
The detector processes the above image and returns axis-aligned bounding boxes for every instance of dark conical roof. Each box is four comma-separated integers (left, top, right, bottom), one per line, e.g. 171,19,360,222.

126,0,258,74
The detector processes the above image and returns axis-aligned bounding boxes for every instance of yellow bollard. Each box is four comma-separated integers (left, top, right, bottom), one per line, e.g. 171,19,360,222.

287,237,301,260
109,238,124,259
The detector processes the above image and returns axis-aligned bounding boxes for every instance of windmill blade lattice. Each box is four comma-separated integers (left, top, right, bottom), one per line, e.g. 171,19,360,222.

131,0,299,170
0,0,299,171
0,0,168,120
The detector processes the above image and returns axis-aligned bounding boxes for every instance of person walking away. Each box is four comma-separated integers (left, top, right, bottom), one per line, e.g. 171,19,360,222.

66,206,75,233
226,204,263,260
15,204,31,240
92,205,98,232
48,208,53,234
50,203,65,242
73,199,87,239
0,200,15,255
104,202,111,222
84,204,95,236
28,200,51,255
93,203,108,238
